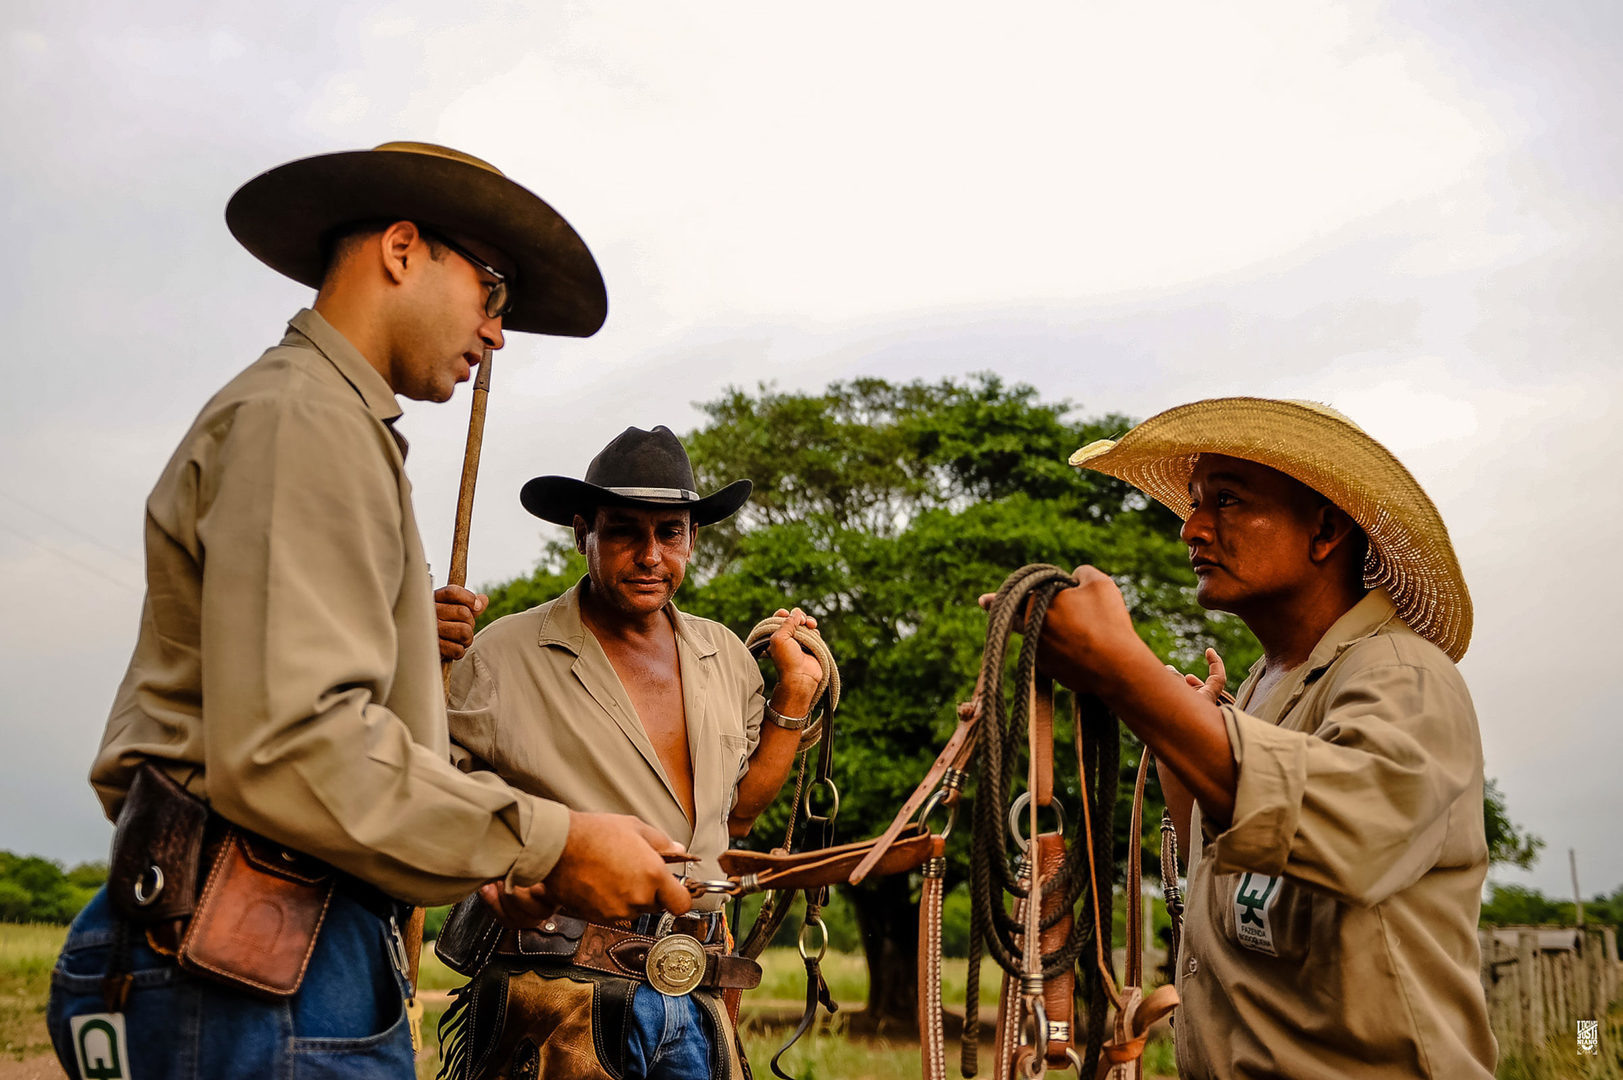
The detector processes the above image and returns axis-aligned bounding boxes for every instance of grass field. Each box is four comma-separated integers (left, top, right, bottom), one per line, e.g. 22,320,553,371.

416,946,1175,1079
6,925,1167,1078
0,924,63,1063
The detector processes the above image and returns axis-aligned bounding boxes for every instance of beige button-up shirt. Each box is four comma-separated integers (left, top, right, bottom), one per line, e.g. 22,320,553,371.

90,310,570,906
1175,590,1496,1079
446,582,766,911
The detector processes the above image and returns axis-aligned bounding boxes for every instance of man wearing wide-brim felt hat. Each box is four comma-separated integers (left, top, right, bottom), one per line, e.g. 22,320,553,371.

53,143,689,1080
437,425,823,1078
1005,398,1495,1079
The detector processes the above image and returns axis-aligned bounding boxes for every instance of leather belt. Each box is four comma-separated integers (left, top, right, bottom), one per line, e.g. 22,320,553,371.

492,914,760,997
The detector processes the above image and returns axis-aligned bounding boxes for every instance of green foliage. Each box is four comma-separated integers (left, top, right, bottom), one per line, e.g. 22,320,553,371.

1480,881,1623,932
422,904,453,941
0,852,104,925
1484,778,1544,870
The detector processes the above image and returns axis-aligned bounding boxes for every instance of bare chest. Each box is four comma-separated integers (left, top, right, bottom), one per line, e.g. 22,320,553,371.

597,637,695,819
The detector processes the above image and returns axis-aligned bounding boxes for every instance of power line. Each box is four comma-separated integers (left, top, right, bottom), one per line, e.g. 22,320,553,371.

0,518,142,595
0,488,143,571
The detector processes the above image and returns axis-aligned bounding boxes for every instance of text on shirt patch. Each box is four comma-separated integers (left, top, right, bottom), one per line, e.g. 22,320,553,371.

1233,872,1282,956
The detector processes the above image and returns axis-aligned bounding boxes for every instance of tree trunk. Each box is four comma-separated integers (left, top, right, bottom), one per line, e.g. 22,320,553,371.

846,875,920,1035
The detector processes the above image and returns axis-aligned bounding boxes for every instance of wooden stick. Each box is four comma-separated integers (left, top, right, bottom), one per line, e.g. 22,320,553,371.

442,348,495,692
407,348,494,992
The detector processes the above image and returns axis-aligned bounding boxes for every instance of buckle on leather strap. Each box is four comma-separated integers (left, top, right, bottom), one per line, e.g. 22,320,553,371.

645,934,707,996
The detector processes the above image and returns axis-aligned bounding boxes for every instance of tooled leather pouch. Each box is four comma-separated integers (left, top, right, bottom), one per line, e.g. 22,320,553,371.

435,891,505,976
512,914,586,960
108,762,209,924
177,828,334,998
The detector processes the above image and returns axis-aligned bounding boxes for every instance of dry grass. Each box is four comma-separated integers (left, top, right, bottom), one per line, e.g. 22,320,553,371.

0,924,65,1063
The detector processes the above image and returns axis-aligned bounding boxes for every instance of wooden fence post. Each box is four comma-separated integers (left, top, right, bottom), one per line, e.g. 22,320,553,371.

1518,930,1544,1055
1604,926,1620,1007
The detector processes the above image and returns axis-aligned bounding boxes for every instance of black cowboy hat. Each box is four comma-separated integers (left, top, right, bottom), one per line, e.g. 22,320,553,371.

224,141,607,337
521,426,752,527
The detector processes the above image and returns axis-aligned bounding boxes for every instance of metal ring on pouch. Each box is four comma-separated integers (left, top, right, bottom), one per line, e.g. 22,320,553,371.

132,865,164,906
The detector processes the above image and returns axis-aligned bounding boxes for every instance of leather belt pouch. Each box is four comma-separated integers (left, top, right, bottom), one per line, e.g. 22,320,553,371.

509,914,587,960
177,828,335,998
108,762,208,924
435,891,505,976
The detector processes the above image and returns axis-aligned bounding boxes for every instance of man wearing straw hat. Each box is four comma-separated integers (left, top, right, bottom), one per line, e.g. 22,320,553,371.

1015,399,1494,1078
48,143,691,1080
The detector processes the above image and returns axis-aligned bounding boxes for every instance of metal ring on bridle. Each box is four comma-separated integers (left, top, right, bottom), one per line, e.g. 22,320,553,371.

132,864,164,906
1007,791,1066,854
797,916,829,962
918,788,959,840
686,879,738,896
803,777,840,823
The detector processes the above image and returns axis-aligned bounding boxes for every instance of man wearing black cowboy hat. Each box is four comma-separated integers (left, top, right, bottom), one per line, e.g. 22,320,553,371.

436,425,822,1079
50,143,690,1080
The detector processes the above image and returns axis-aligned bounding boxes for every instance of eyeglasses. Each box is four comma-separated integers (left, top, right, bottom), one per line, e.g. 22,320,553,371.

428,231,512,320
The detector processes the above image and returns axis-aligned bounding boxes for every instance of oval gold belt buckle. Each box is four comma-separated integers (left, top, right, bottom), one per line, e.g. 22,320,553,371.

645,934,707,996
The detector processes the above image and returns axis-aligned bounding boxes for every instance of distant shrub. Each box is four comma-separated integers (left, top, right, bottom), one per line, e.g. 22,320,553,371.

0,851,105,924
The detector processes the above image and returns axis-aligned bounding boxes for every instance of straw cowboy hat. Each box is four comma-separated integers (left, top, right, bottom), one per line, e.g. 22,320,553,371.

521,425,752,528
225,141,607,337
1069,397,1473,661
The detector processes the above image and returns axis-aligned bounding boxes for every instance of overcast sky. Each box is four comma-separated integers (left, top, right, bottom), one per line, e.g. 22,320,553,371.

2,0,1618,899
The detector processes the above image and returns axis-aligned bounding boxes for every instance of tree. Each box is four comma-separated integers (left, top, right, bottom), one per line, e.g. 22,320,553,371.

1483,778,1543,870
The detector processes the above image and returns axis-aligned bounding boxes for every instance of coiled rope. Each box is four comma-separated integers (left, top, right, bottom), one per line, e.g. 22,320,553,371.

961,564,1119,1078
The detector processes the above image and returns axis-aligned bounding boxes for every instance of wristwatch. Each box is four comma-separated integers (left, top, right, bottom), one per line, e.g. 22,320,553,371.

764,703,811,730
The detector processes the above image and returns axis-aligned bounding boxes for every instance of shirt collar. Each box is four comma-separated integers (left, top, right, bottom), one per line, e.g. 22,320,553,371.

1237,588,1400,713
537,578,717,659
1302,588,1400,675
284,308,403,427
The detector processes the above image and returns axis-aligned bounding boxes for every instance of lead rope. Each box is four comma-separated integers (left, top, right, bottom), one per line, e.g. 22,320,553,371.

739,616,842,1080
962,565,1115,1077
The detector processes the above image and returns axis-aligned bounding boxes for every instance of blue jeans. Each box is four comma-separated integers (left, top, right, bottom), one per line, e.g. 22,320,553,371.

626,983,714,1079
47,885,416,1079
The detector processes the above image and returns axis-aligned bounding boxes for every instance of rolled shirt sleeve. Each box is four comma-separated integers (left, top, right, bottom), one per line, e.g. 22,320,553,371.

1208,635,1478,908
194,395,568,905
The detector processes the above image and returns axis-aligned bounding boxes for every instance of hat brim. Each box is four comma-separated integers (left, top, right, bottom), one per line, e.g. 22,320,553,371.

225,148,607,337
1069,397,1473,661
520,476,752,528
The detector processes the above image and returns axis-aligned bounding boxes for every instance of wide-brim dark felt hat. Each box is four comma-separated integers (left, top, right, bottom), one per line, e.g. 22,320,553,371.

521,425,751,527
224,141,607,337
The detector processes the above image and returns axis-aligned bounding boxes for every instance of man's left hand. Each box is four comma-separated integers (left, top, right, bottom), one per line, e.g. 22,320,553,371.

436,585,489,661
766,607,822,714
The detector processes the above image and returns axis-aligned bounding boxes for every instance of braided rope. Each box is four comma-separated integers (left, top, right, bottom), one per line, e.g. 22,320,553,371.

744,616,841,750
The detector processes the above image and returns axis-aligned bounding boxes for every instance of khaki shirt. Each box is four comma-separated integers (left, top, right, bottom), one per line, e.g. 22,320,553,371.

446,582,766,911
1176,590,1496,1079
90,310,569,906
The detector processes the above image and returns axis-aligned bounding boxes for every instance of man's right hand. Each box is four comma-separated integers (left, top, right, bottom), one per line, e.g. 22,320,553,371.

536,811,693,922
